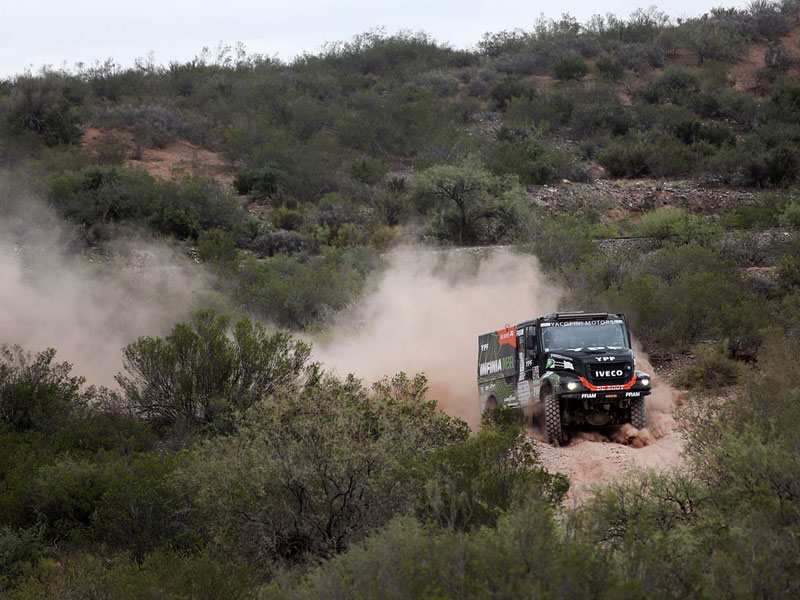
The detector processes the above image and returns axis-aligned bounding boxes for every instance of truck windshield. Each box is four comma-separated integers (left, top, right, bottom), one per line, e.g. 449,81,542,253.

541,321,629,352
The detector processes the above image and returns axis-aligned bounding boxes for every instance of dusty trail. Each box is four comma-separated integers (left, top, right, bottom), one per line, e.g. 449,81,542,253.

529,374,687,506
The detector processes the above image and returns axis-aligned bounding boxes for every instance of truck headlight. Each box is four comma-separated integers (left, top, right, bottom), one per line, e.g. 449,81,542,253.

566,381,579,391
640,377,650,387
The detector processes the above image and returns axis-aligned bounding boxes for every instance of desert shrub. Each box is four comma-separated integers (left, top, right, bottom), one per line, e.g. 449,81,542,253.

764,41,794,71
779,198,800,227
97,104,205,150
550,53,589,80
117,311,313,435
250,230,306,257
606,244,759,350
486,127,578,185
421,425,568,531
0,346,86,432
488,76,536,110
612,42,665,72
233,164,286,196
5,551,254,600
674,120,736,147
769,81,800,123
414,70,460,96
742,143,800,187
48,167,250,241
721,193,788,229
233,247,379,329
640,67,700,105
91,453,193,559
0,525,44,583
528,214,598,273
179,372,469,568
411,159,525,245
673,343,744,389
269,495,618,600
347,157,388,184
599,130,697,178
197,228,239,264
629,207,723,243
681,17,749,64
2,74,84,147
595,53,626,80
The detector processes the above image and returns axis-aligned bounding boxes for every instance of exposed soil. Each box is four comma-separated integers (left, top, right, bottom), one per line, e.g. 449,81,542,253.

82,128,233,183
528,366,689,506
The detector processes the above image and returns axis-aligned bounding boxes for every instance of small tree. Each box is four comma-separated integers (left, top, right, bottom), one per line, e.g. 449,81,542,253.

0,345,86,431
116,311,313,435
410,159,524,245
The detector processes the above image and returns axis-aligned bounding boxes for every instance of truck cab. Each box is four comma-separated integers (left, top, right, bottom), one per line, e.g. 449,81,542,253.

478,311,652,444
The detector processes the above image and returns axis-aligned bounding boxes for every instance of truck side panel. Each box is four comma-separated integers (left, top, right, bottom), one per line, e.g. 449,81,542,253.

477,326,518,411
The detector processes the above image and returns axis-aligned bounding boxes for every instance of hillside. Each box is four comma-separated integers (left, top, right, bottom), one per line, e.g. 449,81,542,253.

2,2,800,598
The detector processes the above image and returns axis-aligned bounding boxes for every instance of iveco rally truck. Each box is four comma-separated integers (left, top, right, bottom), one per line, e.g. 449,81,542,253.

478,312,652,445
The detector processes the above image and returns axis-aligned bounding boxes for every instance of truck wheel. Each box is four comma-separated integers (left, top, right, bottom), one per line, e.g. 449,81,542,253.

631,397,647,429
543,389,564,446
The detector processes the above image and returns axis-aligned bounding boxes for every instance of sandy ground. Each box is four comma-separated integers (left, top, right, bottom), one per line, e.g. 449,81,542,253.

528,378,688,506
531,428,685,507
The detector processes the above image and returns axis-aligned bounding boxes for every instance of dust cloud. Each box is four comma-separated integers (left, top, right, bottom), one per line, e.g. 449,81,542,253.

0,176,216,386
314,247,561,428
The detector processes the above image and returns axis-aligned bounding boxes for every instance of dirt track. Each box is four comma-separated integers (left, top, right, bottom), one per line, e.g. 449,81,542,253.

528,378,687,506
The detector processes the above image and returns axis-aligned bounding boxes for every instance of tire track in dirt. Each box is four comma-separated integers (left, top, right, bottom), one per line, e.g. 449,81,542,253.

529,368,688,506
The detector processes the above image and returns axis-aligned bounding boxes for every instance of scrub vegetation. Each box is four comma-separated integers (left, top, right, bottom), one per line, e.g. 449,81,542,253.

2,1,800,597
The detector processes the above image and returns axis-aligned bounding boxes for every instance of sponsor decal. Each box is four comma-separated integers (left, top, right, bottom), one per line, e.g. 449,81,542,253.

625,391,641,397
480,343,489,351
596,356,616,362
479,355,515,376
498,326,517,347
578,374,637,392
581,393,597,399
595,369,624,378
546,319,624,327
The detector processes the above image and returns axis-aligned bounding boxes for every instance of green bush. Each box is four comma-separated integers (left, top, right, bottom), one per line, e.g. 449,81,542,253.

0,345,86,432
3,75,84,147
117,311,313,435
179,372,468,567
673,343,743,389
551,53,590,80
232,164,286,196
6,550,254,600
0,525,44,583
629,207,723,243
233,246,379,328
411,159,525,245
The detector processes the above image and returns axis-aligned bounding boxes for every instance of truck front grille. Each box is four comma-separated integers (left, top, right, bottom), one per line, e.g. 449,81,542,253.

587,361,633,386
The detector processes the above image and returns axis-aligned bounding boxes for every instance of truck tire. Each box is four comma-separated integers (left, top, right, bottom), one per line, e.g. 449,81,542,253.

543,388,564,446
631,397,647,429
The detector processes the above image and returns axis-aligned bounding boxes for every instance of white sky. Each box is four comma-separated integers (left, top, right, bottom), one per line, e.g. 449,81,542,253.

1,0,748,79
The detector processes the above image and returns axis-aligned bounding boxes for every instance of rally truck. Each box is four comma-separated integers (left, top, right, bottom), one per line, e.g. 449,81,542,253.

477,312,652,445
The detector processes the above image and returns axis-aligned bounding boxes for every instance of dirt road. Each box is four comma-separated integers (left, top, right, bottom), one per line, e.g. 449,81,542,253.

529,379,687,506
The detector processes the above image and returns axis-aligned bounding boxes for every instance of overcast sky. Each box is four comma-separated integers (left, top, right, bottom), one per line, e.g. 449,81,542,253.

1,0,748,78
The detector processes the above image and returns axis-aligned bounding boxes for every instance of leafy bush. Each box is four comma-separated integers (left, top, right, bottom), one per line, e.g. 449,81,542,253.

486,127,578,185
0,525,44,583
117,311,313,435
673,343,743,389
629,207,723,243
233,164,286,196
48,167,251,241
3,74,84,147
232,247,379,329
550,53,590,80
411,159,524,245
0,345,86,432
179,372,469,567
